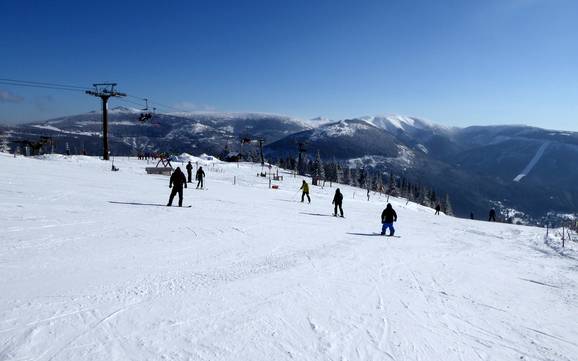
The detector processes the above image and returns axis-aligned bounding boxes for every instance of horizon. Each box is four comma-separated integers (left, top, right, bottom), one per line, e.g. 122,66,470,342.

1,0,578,130
0,106,567,133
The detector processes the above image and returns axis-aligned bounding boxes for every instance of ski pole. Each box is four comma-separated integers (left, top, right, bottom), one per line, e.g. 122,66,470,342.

292,188,301,201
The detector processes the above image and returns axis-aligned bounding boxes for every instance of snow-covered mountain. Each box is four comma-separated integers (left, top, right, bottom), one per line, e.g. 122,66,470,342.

264,117,578,223
2,110,578,222
1,153,577,360
2,108,310,156
266,119,406,160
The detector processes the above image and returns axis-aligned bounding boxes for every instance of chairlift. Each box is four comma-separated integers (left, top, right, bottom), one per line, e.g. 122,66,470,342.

138,99,154,123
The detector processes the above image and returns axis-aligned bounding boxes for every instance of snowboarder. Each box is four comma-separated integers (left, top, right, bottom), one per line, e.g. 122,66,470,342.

300,180,311,203
435,204,441,215
186,161,193,183
381,203,397,236
196,166,205,189
167,167,187,207
489,209,496,222
332,188,344,217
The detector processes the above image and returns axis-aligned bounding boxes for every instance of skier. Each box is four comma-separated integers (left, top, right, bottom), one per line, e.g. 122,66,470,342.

381,203,398,236
332,188,344,217
435,204,441,215
167,167,187,207
196,166,206,189
300,180,311,203
186,161,193,183
489,209,497,222
470,212,474,220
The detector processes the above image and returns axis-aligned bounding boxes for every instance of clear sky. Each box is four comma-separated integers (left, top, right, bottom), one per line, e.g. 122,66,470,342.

1,0,577,130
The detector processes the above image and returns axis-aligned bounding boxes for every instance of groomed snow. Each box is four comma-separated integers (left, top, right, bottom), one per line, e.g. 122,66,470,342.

513,142,551,182
1,153,577,360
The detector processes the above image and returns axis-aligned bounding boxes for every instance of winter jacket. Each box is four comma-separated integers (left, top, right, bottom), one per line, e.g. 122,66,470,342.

196,168,205,180
186,163,193,172
300,182,309,193
381,206,397,223
333,192,343,204
170,169,187,189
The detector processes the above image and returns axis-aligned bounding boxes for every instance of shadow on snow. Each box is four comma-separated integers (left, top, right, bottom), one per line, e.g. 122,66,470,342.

300,212,334,217
109,201,166,207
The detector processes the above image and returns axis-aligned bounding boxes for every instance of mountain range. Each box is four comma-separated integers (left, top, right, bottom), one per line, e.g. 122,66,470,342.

1,107,576,224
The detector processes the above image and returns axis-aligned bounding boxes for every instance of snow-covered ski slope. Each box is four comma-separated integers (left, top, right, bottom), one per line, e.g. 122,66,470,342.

1,153,577,361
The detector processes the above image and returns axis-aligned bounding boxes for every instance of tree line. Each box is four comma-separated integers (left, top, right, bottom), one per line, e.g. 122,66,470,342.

272,151,453,215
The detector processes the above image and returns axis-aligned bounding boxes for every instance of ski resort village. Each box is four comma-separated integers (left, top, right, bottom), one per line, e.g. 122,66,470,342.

1,151,577,360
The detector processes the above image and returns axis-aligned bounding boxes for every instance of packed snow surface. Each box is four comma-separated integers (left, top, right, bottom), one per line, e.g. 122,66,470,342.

1,153,577,361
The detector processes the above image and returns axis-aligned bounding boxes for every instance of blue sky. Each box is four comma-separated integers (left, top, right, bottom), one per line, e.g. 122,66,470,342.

1,0,577,130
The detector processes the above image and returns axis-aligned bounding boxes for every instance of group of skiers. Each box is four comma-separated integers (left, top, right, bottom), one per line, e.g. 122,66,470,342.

297,178,500,236
166,161,205,207
299,179,397,235
166,166,497,235
435,202,497,222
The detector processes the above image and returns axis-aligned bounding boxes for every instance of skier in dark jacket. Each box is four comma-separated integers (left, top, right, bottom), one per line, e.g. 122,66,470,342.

381,203,398,236
489,209,496,222
332,188,344,217
435,204,441,215
300,180,311,203
167,167,187,207
186,161,193,183
196,166,206,189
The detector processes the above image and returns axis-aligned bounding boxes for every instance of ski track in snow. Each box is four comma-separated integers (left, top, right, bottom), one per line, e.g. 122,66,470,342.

0,153,577,360
513,142,550,182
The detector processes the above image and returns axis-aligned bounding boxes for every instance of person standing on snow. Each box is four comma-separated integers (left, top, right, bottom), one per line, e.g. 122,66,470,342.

186,161,193,183
435,204,441,215
381,203,398,236
488,208,497,222
332,188,344,217
167,167,187,207
300,180,311,203
196,166,206,189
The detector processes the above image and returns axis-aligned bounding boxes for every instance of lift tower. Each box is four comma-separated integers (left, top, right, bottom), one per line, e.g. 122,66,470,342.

86,83,126,160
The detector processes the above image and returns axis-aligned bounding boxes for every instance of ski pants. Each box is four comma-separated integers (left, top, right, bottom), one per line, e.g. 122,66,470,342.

489,215,496,222
197,178,204,189
187,170,192,183
301,191,310,203
168,187,184,207
382,222,395,235
334,202,343,216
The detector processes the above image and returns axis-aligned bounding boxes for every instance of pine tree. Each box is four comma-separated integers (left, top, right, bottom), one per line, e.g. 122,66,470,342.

313,150,325,181
357,167,366,188
376,173,384,194
443,194,454,216
429,189,437,206
342,166,350,184
350,168,359,187
419,185,432,207
387,174,399,196
0,135,11,154
336,163,343,184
